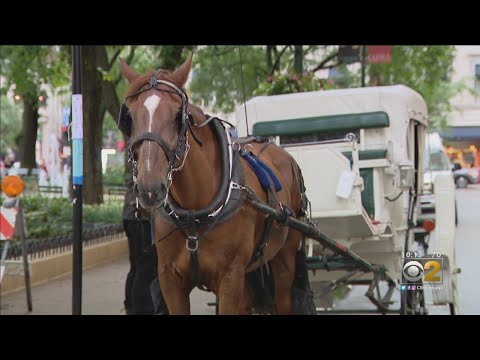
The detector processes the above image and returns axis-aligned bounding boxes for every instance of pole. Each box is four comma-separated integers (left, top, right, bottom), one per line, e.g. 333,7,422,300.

71,45,83,315
0,242,10,294
17,200,32,312
361,45,366,87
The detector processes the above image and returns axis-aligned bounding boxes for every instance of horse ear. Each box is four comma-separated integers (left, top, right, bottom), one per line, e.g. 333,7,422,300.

119,57,140,83
173,52,193,87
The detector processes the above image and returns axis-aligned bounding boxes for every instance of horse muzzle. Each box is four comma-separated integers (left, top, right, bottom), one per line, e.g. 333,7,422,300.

136,183,168,211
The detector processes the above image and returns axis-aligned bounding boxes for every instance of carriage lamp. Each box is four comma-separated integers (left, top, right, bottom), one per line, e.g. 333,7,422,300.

1,175,25,198
422,219,435,232
399,162,415,189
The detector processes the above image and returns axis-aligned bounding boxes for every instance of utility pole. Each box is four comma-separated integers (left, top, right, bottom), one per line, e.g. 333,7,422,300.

71,45,83,315
361,45,366,87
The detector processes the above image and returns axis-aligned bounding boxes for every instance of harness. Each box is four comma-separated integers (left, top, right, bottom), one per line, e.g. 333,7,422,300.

118,70,303,292
118,70,245,290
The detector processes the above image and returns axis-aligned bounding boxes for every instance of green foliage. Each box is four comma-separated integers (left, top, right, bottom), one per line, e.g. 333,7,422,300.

255,70,332,96
0,95,22,155
103,162,125,186
188,45,463,131
0,46,70,100
83,200,123,226
190,46,268,113
18,195,122,239
367,46,461,129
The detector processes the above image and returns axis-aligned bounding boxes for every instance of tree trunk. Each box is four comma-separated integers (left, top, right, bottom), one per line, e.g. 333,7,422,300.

97,46,120,121
82,46,104,204
20,95,39,169
160,46,185,70
294,45,304,74
368,66,382,86
266,45,273,70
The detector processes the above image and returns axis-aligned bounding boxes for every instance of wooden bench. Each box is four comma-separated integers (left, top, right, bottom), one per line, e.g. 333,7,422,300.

105,185,127,196
38,185,63,196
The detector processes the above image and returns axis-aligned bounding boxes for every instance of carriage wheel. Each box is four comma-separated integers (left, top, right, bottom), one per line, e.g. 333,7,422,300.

401,230,428,315
400,281,427,315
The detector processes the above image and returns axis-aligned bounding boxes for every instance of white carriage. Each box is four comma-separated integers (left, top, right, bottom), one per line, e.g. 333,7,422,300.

236,85,459,314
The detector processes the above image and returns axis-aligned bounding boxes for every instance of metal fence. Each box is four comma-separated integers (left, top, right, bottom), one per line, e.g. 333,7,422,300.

0,224,125,261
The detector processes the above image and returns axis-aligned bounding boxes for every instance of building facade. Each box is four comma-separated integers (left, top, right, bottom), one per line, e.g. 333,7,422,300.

441,46,480,168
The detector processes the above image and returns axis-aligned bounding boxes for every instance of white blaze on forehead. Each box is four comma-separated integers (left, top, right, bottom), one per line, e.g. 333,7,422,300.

143,94,161,172
144,94,161,132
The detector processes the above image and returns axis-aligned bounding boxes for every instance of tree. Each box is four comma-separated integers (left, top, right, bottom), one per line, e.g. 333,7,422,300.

79,45,189,204
367,46,462,129
190,46,268,113
190,46,341,112
190,45,464,131
0,95,22,157
0,46,69,169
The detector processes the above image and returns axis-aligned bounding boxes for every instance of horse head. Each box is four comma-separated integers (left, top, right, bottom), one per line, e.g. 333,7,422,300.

119,53,193,211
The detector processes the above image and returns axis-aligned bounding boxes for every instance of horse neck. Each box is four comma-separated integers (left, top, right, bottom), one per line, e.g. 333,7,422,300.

169,124,221,209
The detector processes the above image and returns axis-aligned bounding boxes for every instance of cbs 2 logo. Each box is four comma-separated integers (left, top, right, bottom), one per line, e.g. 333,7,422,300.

402,260,442,283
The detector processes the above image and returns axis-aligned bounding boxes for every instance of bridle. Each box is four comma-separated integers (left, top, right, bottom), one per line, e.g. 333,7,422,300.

118,69,191,206
117,68,245,291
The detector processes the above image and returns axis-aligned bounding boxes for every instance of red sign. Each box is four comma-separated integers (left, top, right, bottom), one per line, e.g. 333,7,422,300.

116,140,126,152
1,206,18,240
367,46,392,64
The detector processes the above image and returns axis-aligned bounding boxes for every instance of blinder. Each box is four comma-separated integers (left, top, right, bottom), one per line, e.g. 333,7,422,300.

118,103,132,137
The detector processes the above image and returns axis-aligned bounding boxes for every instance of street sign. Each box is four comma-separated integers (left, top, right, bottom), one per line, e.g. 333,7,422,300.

1,206,18,240
338,45,361,64
368,46,392,64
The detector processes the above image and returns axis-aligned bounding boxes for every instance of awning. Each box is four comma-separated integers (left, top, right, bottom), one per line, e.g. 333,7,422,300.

440,127,480,141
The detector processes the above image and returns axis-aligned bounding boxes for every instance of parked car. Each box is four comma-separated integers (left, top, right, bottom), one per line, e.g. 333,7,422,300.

452,163,479,188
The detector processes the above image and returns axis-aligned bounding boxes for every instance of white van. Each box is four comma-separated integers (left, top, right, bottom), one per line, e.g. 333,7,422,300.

423,132,453,193
421,132,458,225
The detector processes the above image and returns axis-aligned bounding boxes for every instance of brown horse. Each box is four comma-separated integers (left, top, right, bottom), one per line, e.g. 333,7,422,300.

119,53,306,315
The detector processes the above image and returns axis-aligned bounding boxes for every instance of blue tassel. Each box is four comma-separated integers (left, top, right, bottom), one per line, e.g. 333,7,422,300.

253,156,282,192
240,150,282,192
241,152,271,191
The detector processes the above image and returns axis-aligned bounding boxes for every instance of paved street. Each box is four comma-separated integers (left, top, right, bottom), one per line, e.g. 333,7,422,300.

450,184,480,314
1,185,478,315
0,256,216,315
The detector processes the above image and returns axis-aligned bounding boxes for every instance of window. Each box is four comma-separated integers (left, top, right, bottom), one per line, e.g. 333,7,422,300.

424,150,450,171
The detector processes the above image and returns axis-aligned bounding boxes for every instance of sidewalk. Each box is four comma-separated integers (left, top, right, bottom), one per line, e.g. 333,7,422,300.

0,255,216,315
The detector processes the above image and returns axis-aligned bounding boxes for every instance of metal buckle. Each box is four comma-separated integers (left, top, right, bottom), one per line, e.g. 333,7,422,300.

244,143,254,153
186,236,199,252
149,76,158,88
230,182,245,191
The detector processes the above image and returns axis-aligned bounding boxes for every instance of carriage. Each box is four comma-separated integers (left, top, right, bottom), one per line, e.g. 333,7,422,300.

235,85,459,314
118,55,458,315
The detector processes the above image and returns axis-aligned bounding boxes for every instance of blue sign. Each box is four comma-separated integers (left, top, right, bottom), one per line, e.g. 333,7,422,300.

72,139,83,185
62,107,70,127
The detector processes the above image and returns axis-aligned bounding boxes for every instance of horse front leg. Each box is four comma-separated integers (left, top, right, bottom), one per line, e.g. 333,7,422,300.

158,264,191,315
218,266,247,315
